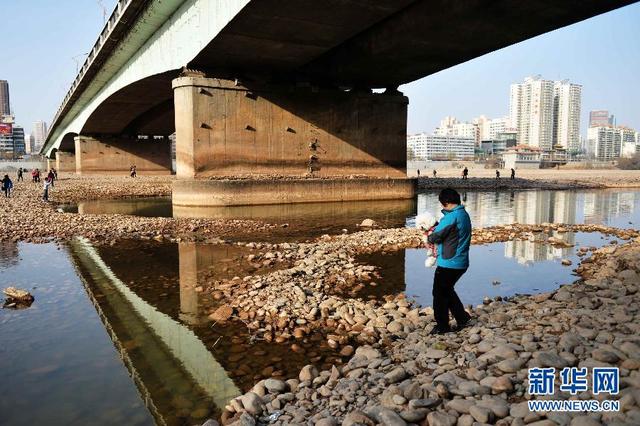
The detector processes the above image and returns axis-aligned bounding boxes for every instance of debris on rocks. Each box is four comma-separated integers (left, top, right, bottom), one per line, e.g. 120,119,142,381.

3,287,34,309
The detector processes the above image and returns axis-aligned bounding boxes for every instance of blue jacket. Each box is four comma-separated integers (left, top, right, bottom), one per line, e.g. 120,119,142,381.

427,204,471,269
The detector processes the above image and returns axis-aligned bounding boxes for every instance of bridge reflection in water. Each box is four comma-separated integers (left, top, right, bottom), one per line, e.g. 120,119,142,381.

69,238,241,425
68,237,353,425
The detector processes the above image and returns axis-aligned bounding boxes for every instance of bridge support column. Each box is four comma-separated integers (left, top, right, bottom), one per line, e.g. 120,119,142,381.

74,135,172,175
56,151,76,173
172,76,414,206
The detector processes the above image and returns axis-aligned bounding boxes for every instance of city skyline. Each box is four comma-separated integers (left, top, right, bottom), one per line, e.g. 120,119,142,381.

0,2,638,139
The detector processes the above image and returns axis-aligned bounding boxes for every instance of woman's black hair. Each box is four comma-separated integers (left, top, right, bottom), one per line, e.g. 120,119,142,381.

438,188,461,205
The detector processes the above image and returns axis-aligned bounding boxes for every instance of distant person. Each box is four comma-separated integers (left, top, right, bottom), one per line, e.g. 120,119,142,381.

42,177,51,202
496,170,501,180
425,188,472,334
17,168,23,182
52,168,58,180
47,170,55,187
510,168,515,180
31,169,37,183
130,165,137,178
2,174,13,197
417,169,421,177
35,169,41,183
462,167,469,180
433,169,437,178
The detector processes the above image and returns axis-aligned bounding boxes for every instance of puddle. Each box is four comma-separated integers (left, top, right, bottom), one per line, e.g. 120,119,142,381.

358,231,621,307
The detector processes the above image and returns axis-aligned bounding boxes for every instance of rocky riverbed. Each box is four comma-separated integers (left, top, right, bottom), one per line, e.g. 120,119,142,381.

0,175,277,243
220,232,640,426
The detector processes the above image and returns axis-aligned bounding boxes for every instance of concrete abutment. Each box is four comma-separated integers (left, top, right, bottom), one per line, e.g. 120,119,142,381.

56,151,76,173
172,76,413,205
74,135,172,175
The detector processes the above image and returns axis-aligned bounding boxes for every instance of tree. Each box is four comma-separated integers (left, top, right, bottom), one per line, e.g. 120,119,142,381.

618,153,640,170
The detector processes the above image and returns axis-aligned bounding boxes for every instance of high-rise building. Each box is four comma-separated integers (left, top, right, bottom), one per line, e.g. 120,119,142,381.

589,110,614,127
407,133,475,160
11,125,25,156
0,80,9,117
510,76,556,150
33,121,48,152
588,126,622,160
553,81,582,152
24,133,34,154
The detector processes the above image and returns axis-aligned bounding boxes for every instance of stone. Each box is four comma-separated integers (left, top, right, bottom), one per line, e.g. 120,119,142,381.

510,401,529,418
239,392,263,416
426,411,457,426
264,378,287,393
299,364,319,382
227,412,256,426
536,351,569,369
365,406,407,426
569,416,601,426
491,375,514,393
342,410,375,426
355,346,381,360
384,367,408,384
398,408,428,423
392,394,407,405
360,219,377,227
425,348,448,359
209,305,233,323
408,398,441,410
592,348,620,363
469,404,494,423
315,418,337,426
446,398,474,414
387,320,403,333
496,358,524,373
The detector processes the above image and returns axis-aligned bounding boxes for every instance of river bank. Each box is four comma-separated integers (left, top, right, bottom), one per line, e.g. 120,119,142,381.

222,231,640,426
417,169,640,190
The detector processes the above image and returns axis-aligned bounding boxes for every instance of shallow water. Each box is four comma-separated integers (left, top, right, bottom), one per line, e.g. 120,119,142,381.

62,189,640,237
0,239,351,426
359,231,621,307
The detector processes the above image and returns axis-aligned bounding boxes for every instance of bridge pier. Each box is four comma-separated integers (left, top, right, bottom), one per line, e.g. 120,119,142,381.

74,135,172,175
172,76,414,206
56,151,76,173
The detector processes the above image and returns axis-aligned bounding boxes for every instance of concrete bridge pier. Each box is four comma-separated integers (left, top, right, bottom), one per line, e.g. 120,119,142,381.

56,151,76,173
74,135,172,175
172,76,415,207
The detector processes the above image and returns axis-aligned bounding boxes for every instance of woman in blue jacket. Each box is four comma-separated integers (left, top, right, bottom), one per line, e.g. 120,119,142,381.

426,188,472,334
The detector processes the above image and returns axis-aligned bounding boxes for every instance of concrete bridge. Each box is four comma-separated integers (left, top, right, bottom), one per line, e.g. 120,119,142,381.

42,0,634,205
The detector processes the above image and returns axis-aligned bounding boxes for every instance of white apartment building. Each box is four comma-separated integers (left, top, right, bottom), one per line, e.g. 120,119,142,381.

33,120,48,152
510,76,580,151
588,126,622,160
407,133,475,160
553,81,582,151
434,116,479,144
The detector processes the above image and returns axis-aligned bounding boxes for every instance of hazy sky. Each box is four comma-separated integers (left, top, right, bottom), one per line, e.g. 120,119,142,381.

1,1,638,136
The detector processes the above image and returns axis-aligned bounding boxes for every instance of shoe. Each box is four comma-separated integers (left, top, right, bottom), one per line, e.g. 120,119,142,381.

454,315,473,331
429,325,451,335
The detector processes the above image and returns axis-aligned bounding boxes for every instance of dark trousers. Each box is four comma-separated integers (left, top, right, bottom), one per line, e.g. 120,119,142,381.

433,266,469,327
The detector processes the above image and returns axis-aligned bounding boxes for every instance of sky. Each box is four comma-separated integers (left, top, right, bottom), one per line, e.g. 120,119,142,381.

0,1,638,136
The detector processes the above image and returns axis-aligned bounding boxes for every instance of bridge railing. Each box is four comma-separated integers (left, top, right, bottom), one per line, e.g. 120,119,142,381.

49,0,133,138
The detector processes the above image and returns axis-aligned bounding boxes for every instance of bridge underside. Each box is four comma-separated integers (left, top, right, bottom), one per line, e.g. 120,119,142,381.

47,0,634,200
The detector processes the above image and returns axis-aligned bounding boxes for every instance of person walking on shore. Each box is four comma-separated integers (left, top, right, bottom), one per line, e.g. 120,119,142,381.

35,169,41,183
510,168,515,180
496,170,500,180
462,167,469,180
433,170,437,178
47,170,55,187
42,177,51,202
417,169,420,177
2,174,13,197
17,168,23,182
425,188,472,334
130,165,137,178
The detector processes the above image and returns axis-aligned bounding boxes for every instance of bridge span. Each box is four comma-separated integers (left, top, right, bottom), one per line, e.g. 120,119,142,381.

42,0,636,204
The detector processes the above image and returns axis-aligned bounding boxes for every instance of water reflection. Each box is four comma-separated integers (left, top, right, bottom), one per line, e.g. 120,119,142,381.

360,231,618,308
414,189,637,228
0,241,19,267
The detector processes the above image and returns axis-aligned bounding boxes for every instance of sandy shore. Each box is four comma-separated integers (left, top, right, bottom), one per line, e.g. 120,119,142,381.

416,169,640,190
